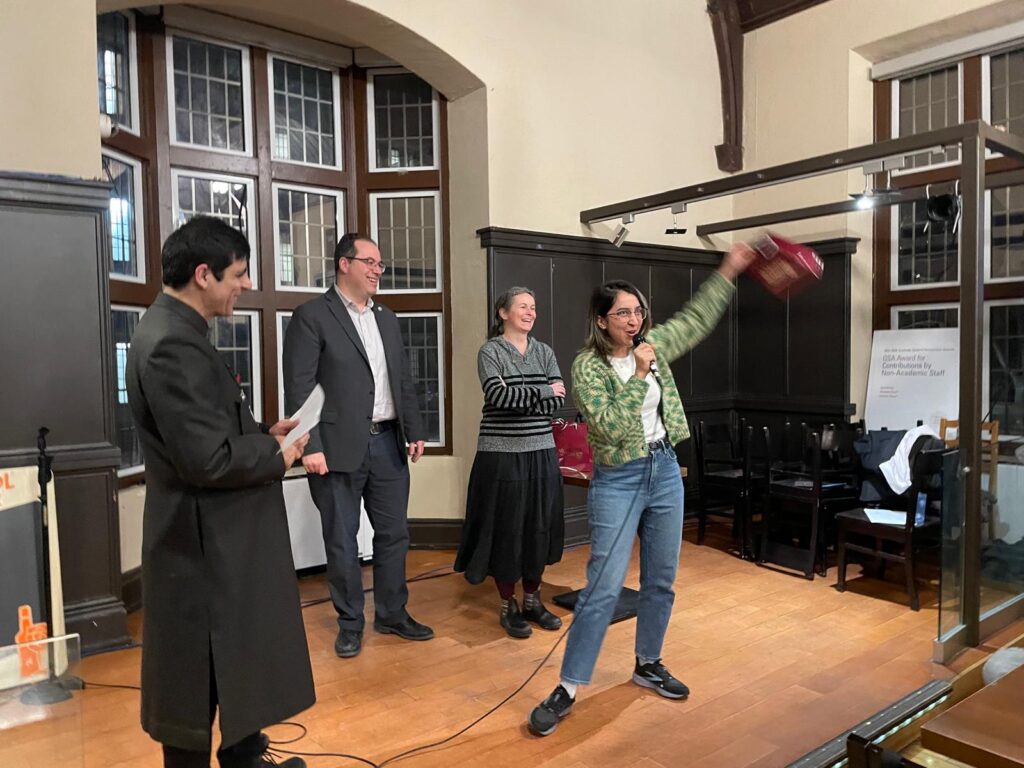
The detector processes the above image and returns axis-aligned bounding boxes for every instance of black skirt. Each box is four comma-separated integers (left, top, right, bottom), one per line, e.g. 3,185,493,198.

454,448,565,584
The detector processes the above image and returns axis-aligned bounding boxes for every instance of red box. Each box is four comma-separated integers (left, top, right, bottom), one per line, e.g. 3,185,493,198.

747,232,824,297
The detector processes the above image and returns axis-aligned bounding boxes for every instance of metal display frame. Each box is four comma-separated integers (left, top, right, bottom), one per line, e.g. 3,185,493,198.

581,120,1024,650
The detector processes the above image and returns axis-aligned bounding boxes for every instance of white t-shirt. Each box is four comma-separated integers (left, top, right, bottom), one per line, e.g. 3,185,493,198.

608,353,667,443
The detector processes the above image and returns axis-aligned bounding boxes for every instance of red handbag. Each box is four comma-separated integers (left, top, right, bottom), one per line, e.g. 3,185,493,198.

552,418,593,478
747,232,824,298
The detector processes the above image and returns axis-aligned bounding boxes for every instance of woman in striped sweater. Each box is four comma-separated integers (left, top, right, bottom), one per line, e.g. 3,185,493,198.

454,286,566,638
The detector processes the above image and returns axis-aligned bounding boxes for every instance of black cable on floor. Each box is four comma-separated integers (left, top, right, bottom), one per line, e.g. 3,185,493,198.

301,565,457,609
273,476,648,767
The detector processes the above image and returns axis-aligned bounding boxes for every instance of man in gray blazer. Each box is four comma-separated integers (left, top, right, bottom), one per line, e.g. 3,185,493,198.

127,217,313,768
283,233,432,658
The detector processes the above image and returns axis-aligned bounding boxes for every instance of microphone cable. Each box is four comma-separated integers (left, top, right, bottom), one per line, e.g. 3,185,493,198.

272,465,654,767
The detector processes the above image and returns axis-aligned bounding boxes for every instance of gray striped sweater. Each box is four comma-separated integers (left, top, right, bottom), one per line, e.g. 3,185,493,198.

476,336,564,453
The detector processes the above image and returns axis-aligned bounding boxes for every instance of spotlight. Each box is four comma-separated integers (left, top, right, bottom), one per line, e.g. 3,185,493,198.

667,203,687,234
926,185,960,224
611,223,629,248
850,168,901,210
924,181,961,238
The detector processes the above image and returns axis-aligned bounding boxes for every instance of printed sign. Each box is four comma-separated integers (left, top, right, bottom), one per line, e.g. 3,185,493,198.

864,328,960,433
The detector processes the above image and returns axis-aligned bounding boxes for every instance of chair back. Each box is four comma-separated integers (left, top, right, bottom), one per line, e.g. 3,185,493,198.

938,417,1000,492
696,421,737,470
777,419,808,467
821,422,862,473
901,447,946,534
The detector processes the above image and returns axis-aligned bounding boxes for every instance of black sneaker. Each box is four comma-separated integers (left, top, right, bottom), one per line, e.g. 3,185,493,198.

528,684,575,736
632,659,689,699
500,598,532,639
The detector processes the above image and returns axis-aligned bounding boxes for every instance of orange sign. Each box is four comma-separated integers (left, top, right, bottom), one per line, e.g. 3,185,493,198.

15,604,49,678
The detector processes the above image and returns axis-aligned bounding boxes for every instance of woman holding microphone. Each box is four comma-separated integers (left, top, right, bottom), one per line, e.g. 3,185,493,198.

528,243,755,736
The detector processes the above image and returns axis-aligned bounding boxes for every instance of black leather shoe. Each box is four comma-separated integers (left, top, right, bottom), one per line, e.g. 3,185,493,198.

334,629,362,658
500,598,532,639
521,597,562,631
373,616,434,641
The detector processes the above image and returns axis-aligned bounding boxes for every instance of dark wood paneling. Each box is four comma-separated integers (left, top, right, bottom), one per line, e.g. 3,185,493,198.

481,228,856,543
491,254,553,348
689,264,734,398
0,201,112,451
0,173,130,653
408,519,462,550
563,504,591,548
652,264,695,397
736,271,787,395
121,565,143,613
787,248,848,400
551,257,605,397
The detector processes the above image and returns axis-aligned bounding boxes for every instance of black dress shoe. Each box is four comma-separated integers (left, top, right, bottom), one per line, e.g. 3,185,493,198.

521,597,562,631
373,616,434,641
500,598,532,639
334,629,362,658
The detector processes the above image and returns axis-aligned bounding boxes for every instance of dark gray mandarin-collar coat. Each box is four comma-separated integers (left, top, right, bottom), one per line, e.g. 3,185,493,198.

127,292,314,751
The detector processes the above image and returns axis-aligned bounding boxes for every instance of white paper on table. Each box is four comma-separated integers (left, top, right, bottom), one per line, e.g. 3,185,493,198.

281,384,325,449
864,508,907,526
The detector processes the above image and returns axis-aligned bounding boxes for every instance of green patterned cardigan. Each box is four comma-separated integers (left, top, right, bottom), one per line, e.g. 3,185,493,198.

571,272,735,466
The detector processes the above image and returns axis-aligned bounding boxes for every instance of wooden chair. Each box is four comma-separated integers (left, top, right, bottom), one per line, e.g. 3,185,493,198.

695,420,765,558
760,428,860,579
835,448,946,610
938,418,999,539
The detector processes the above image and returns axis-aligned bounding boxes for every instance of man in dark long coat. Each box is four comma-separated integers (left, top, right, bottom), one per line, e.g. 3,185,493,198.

127,216,315,768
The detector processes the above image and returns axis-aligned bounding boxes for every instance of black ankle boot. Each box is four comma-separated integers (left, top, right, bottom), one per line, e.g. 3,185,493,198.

522,593,562,630
500,598,532,638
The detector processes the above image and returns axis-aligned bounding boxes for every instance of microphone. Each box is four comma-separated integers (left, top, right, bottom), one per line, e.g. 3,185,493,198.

632,333,658,375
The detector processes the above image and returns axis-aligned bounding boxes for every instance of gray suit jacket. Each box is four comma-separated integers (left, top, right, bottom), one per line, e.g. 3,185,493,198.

283,288,425,473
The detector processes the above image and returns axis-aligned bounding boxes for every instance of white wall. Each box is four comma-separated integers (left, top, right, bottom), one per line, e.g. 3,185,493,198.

0,0,100,178
119,484,145,573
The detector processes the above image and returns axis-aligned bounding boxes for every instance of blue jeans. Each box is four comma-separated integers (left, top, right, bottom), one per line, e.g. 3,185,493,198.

560,444,684,685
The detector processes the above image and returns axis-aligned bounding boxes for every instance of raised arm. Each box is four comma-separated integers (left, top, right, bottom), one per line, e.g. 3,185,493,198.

648,243,755,362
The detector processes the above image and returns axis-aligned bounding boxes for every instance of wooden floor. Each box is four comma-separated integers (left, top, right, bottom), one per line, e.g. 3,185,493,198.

9,527,956,768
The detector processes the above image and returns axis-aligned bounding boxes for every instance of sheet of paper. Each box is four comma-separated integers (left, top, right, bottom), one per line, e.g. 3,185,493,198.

864,508,907,526
281,384,324,449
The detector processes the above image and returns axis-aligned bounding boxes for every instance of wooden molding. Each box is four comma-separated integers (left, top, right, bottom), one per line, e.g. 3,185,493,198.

737,0,834,33
708,0,744,173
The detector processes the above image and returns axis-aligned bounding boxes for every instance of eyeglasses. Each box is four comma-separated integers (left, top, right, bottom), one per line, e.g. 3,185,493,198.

607,307,648,320
347,256,388,273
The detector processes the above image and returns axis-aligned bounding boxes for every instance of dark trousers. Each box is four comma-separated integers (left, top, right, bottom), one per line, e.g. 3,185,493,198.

308,429,411,632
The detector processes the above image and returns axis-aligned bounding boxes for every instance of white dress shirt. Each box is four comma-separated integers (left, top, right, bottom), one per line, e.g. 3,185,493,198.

335,285,397,423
